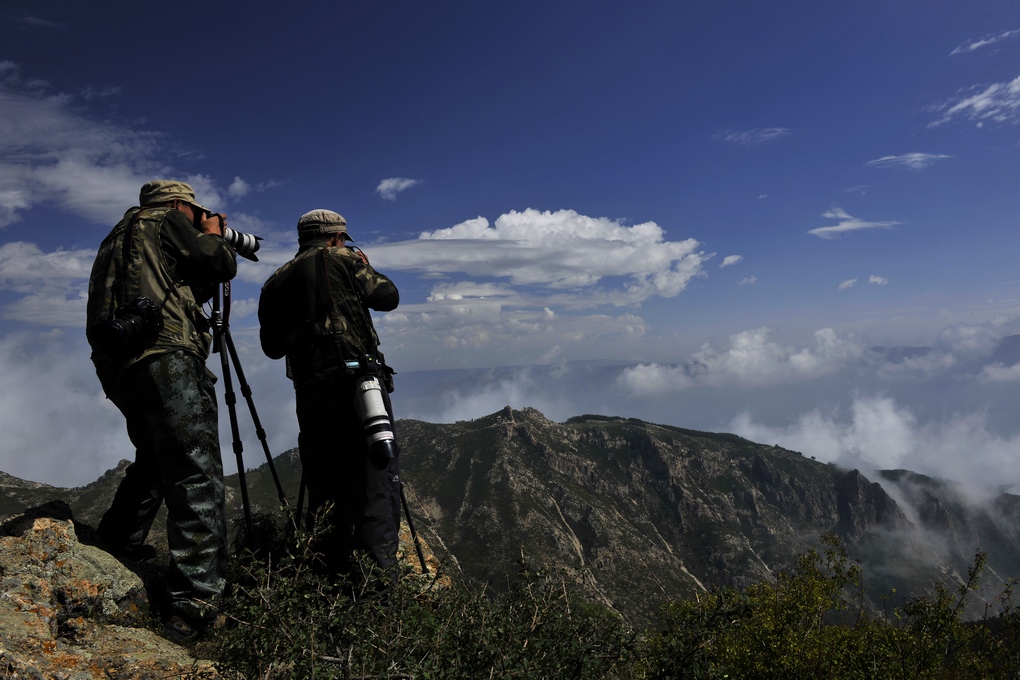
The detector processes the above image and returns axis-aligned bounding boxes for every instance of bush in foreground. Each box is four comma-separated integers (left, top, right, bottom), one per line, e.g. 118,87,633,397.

212,512,635,678
210,517,1019,679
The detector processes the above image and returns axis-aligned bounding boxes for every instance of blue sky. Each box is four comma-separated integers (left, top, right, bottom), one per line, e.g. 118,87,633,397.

3,1,1020,489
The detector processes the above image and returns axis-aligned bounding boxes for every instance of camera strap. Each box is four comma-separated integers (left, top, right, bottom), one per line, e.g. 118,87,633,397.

107,209,146,307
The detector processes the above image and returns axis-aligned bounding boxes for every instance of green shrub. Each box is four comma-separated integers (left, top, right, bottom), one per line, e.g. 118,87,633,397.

639,534,1020,680
211,510,636,679
210,515,1019,679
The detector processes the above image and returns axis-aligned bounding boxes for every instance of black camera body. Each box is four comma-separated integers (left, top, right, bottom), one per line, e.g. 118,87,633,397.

91,296,164,355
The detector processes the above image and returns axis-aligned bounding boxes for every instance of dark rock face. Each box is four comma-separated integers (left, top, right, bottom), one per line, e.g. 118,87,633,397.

395,408,1020,625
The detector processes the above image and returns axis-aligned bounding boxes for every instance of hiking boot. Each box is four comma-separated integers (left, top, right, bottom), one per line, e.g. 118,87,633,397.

163,614,201,644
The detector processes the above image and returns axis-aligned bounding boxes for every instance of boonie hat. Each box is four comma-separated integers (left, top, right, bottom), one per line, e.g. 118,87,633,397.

296,209,352,241
139,180,209,213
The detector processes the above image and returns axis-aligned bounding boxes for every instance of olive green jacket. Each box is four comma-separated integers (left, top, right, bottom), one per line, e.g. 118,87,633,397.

87,206,237,392
258,244,398,388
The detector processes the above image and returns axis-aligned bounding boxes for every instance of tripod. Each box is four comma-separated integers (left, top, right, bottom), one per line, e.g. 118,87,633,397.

210,281,288,540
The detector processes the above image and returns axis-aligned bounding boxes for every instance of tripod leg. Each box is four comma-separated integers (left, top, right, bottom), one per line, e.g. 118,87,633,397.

223,330,288,506
399,482,428,574
295,470,306,526
217,331,254,541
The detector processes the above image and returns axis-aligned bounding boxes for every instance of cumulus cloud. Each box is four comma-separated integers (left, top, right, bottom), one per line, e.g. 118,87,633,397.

979,362,1020,382
716,128,791,147
370,209,708,312
720,255,743,268
839,279,857,290
930,74,1020,127
376,177,422,201
950,29,1020,56
808,208,900,239
618,326,866,395
731,397,1020,490
864,153,951,170
228,176,250,197
869,275,889,285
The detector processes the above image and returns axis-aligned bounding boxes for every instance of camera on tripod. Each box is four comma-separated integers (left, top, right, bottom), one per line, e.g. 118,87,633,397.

345,355,399,462
201,210,263,262
223,226,262,261
91,296,164,354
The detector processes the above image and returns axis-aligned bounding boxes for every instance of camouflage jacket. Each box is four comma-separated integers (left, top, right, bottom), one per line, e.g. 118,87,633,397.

86,206,237,392
258,244,399,388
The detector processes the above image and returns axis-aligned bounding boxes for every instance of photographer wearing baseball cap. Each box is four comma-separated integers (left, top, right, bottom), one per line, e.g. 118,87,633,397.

86,179,237,642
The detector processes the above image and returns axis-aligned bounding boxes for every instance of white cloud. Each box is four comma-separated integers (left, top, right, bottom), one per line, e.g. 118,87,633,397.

720,255,742,268
869,275,888,285
0,241,94,326
864,153,951,170
930,74,1020,127
373,208,708,306
376,177,422,201
378,303,649,368
0,241,95,293
228,176,250,197
979,362,1020,382
731,397,1020,490
0,329,129,486
618,326,866,395
0,65,245,227
717,128,791,147
808,208,900,239
839,278,857,290
936,318,1013,357
738,276,757,286
616,363,694,394
950,29,1020,56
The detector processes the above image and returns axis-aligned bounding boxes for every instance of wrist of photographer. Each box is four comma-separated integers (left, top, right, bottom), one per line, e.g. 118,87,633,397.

200,212,226,236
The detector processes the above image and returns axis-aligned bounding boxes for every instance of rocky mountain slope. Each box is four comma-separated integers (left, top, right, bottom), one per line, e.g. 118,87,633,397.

394,407,1020,624
3,406,1018,630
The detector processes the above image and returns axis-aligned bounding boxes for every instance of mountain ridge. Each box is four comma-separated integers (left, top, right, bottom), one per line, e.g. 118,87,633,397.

2,406,1017,627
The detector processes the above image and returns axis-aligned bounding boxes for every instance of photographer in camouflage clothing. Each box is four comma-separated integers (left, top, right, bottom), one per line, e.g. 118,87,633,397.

86,180,237,642
258,209,402,583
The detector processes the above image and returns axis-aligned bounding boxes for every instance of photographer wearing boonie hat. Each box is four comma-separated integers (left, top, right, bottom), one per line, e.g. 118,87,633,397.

86,179,237,642
258,209,402,587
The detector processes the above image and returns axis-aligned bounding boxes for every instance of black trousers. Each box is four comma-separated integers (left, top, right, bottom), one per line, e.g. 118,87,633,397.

296,377,402,576
97,351,226,619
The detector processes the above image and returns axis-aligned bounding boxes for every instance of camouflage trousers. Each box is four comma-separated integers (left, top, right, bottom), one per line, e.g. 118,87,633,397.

296,376,401,577
97,350,227,620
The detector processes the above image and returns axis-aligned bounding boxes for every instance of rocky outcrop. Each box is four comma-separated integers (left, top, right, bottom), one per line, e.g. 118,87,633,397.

0,502,217,679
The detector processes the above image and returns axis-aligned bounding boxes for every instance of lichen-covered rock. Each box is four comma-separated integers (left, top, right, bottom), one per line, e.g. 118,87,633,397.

0,505,218,679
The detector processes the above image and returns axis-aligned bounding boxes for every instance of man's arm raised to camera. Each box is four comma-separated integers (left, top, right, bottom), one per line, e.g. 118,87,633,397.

347,247,399,312
160,208,237,284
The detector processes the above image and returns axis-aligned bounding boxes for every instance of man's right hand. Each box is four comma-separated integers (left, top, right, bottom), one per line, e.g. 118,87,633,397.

199,212,227,236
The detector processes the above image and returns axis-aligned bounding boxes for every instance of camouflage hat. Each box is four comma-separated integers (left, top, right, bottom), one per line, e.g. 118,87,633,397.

296,209,352,241
138,180,209,213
